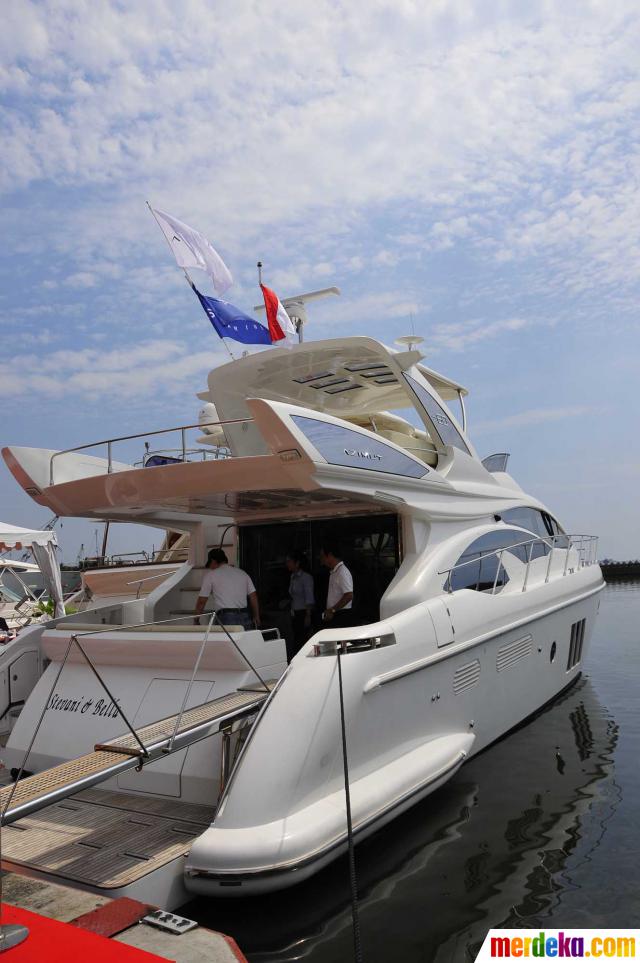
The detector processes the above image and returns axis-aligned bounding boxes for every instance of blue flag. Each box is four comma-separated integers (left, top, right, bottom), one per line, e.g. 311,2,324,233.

193,286,272,345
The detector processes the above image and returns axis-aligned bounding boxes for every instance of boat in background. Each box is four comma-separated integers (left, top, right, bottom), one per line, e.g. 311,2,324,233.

0,558,43,633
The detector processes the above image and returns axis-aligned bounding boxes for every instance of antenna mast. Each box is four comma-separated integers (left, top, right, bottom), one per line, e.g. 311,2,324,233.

253,285,341,344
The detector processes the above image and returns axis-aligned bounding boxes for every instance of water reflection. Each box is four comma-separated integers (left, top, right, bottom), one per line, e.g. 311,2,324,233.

599,580,640,593
186,672,618,963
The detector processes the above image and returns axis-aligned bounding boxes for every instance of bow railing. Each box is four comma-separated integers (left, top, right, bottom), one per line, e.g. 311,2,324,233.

439,533,599,595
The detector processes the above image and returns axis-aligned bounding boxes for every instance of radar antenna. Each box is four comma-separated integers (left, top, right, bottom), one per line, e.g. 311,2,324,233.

395,334,425,352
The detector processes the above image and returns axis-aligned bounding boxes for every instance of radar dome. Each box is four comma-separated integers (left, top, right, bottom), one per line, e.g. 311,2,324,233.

198,403,220,434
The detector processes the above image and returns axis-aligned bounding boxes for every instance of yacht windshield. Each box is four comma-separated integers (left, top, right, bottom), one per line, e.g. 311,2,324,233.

0,583,21,604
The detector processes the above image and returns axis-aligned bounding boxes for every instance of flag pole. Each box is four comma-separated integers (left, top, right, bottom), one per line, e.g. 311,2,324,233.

257,261,263,286
180,268,235,361
146,201,235,361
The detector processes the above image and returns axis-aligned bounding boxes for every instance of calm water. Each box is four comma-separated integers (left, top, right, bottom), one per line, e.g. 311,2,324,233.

185,582,639,962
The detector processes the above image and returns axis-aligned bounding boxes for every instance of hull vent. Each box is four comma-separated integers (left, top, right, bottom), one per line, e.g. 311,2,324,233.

567,619,586,670
454,659,481,694
497,634,532,672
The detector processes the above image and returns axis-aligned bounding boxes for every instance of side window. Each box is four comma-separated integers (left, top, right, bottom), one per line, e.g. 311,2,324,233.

449,549,509,592
447,527,555,593
500,507,547,537
500,507,566,553
543,512,570,549
448,530,524,592
403,373,471,455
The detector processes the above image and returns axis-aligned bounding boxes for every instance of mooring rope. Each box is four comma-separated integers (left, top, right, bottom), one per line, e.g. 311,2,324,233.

337,647,363,963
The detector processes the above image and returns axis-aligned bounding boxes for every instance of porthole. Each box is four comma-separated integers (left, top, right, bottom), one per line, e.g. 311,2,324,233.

550,642,557,663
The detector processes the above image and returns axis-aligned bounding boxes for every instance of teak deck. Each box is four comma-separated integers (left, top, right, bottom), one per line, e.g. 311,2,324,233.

1,787,215,889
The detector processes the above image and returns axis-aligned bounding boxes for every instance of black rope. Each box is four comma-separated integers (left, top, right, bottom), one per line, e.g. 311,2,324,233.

337,648,363,963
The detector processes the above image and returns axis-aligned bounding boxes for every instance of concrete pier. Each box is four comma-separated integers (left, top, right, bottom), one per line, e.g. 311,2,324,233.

0,871,246,962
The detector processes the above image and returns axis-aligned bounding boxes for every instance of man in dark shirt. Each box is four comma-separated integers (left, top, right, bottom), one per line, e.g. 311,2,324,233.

0,616,15,642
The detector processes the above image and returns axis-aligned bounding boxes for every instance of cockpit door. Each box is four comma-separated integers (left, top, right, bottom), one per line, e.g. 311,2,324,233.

428,597,455,647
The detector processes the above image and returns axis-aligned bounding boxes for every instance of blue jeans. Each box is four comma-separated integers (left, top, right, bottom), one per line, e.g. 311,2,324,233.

216,608,254,630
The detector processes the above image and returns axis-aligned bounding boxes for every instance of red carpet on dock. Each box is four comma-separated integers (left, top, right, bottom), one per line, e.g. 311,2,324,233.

0,904,172,962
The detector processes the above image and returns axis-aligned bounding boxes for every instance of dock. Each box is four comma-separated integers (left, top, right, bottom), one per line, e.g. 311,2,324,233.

0,757,246,961
0,870,246,961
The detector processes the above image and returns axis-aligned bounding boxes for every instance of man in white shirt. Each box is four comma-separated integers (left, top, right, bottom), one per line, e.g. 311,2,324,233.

194,549,260,630
319,545,354,628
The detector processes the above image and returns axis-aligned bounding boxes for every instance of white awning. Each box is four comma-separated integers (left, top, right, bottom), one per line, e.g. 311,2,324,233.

0,522,63,618
0,522,57,552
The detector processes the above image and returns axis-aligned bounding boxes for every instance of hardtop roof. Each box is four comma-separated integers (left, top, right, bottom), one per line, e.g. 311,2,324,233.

203,337,467,421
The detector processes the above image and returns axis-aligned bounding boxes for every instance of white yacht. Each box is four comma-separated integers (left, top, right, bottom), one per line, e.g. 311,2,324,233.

0,335,602,907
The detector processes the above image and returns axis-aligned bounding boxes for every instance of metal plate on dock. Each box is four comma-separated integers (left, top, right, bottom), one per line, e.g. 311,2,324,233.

142,909,198,934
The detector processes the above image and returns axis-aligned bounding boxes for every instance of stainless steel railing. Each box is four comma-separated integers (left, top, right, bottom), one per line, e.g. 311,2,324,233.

135,446,230,468
48,417,253,486
126,571,174,600
439,533,599,595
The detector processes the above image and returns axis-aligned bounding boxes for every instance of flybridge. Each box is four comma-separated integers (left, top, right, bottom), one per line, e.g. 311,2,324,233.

2,335,498,528
201,335,468,412
199,335,472,461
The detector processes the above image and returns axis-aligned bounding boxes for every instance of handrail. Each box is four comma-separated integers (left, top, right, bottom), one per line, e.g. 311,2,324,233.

125,572,173,587
48,417,254,486
125,570,173,600
438,533,557,576
439,532,599,595
136,446,229,468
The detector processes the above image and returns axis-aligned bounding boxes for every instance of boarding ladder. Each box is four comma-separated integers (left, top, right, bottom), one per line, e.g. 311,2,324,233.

0,681,276,826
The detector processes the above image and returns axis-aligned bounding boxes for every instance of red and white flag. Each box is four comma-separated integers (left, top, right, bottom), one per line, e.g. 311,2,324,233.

260,283,297,347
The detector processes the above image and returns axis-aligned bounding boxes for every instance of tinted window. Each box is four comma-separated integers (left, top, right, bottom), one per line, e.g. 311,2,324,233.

449,550,509,592
447,527,552,593
291,415,428,479
544,513,569,548
500,507,567,551
403,374,471,455
500,507,548,537
448,530,520,592
482,453,510,473
0,584,21,604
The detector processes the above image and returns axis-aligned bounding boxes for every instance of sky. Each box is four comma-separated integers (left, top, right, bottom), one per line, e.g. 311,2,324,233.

1,0,639,561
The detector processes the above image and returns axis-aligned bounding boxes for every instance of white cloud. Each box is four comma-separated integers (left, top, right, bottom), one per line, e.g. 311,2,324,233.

64,271,97,288
0,0,638,301
312,290,421,328
474,405,594,434
430,317,527,351
0,339,226,401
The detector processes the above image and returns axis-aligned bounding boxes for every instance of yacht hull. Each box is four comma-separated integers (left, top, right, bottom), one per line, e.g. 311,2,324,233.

185,573,603,895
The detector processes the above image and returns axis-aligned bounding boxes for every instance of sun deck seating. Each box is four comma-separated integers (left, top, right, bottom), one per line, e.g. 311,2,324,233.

345,410,438,466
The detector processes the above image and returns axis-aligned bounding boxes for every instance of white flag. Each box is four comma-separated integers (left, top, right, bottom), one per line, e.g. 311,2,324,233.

151,207,233,294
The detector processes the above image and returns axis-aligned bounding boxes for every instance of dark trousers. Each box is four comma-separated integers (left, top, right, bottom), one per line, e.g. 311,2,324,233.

329,609,354,629
216,607,253,630
288,610,312,661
